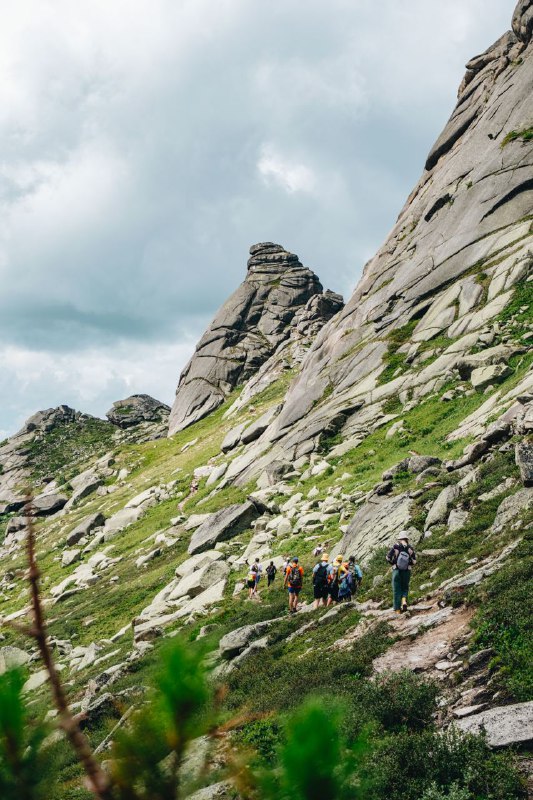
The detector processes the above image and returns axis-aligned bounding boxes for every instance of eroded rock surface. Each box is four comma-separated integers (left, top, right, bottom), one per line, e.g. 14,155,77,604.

168,243,343,435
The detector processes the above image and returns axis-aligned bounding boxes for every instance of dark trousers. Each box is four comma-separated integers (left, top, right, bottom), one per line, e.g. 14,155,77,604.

392,569,411,610
268,576,275,587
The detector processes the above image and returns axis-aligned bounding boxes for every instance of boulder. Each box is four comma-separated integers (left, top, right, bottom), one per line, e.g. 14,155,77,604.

454,701,533,748
470,364,512,390
169,560,230,600
188,502,261,555
103,506,144,537
0,646,30,675
67,472,102,506
221,423,247,453
219,620,273,660
66,513,105,547
31,493,68,516
515,442,533,486
62,549,81,568
186,781,233,800
175,550,223,579
492,487,533,531
257,460,292,488
424,485,460,529
106,394,170,429
334,493,415,563
241,404,282,445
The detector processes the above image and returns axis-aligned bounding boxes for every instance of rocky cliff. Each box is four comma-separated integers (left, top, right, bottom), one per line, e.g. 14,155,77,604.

168,243,343,435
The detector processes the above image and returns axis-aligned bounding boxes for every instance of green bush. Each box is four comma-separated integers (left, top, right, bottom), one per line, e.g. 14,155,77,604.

350,671,438,734
473,533,533,701
364,727,525,800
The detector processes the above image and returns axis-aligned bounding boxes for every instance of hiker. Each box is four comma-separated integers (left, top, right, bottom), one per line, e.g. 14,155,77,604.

313,542,324,558
253,557,263,593
312,553,332,609
386,532,417,613
327,554,344,605
246,563,258,600
337,559,353,602
347,555,363,596
284,556,304,613
266,561,277,587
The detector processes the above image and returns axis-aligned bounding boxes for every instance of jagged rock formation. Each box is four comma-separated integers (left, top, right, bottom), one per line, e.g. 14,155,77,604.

168,243,343,435
218,4,533,485
106,394,170,429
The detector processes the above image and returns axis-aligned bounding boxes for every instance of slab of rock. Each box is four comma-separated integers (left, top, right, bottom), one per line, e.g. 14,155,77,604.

219,620,274,660
62,549,81,568
188,501,261,555
103,506,144,537
515,442,533,486
175,550,223,579
221,423,247,453
31,493,68,516
425,485,460,529
169,560,230,600
66,513,105,547
492,488,533,531
241,404,282,445
186,781,233,800
168,243,338,435
0,646,30,675
454,701,533,748
335,493,414,563
107,394,170,428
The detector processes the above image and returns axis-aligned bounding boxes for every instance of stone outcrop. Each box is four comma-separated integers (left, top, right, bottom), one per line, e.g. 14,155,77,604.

454,701,533,748
215,6,533,485
168,243,343,435
188,501,262,555
333,493,415,563
106,394,170,429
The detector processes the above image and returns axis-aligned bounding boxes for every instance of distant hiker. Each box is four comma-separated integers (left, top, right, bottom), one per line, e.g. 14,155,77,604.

247,563,258,600
313,542,324,558
253,557,263,593
284,556,304,613
386,532,416,613
312,553,332,609
282,555,290,571
266,561,277,587
327,554,344,605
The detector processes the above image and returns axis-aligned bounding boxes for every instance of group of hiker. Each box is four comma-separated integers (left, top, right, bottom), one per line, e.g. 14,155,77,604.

245,530,416,614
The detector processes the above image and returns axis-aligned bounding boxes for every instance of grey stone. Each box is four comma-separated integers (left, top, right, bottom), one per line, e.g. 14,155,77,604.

221,423,247,453
515,442,533,486
106,394,170,429
61,549,81,567
219,620,274,660
454,701,533,748
104,506,144,536
188,502,261,555
334,493,415,563
425,485,460,529
168,243,343,435
31,493,68,516
186,781,232,800
241,404,283,445
471,364,512,390
169,560,230,599
66,513,105,547
492,487,533,531
0,646,30,675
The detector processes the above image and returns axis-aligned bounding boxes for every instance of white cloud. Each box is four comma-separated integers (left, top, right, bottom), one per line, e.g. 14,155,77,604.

257,144,316,194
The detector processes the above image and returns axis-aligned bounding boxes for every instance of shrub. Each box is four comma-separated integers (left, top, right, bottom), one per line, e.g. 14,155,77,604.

350,671,438,734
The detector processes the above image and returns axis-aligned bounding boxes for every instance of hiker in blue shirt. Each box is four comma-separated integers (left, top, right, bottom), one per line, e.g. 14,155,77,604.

386,532,416,613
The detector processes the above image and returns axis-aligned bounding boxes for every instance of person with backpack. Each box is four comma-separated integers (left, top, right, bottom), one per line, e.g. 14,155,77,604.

386,532,416,613
246,563,258,600
284,556,304,613
253,557,263,594
266,561,277,587
337,559,354,602
312,553,332,609
348,555,363,596
327,554,344,605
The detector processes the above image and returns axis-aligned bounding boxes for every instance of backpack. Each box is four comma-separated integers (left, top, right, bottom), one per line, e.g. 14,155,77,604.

314,563,329,589
396,547,410,571
339,570,353,594
289,565,302,588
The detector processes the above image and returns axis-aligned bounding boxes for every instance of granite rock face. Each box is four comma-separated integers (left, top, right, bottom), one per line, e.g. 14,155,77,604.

222,4,533,484
107,394,170,429
168,243,343,435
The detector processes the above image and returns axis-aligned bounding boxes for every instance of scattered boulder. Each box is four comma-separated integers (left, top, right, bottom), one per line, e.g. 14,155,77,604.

454,701,533,748
188,502,262,555
334,493,415,563
169,561,230,600
31,493,68,516
104,506,144,537
425,485,460,529
62,549,81,568
0,646,30,675
66,513,105,547
492,487,533,531
470,364,512,391
107,394,170,429
219,620,273,660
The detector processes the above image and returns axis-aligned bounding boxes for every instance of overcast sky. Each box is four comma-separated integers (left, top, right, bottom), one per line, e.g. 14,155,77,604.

0,0,513,436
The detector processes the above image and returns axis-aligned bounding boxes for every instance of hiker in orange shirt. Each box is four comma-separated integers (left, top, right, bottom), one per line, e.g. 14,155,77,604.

284,556,304,614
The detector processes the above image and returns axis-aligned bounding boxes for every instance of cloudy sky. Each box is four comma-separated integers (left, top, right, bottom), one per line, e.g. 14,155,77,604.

0,0,513,436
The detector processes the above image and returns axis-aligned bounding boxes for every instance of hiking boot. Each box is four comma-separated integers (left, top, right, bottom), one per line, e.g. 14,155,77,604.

401,597,408,612
394,610,401,615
